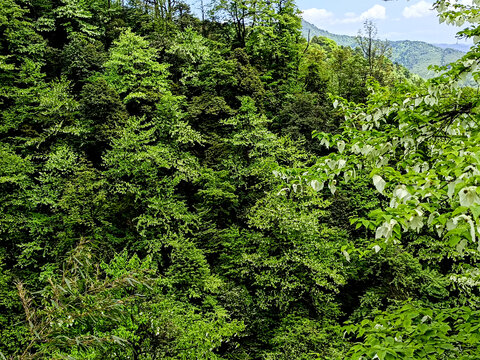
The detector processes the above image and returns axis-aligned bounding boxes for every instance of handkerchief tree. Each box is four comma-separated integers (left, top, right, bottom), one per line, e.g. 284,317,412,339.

276,1,480,358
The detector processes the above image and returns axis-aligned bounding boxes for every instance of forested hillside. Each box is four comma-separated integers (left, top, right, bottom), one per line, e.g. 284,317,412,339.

1,0,480,359
301,19,465,79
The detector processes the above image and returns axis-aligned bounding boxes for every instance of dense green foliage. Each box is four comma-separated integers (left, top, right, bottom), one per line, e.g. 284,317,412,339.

0,0,479,359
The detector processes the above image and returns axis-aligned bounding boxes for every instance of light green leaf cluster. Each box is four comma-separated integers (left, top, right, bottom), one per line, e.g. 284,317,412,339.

104,29,170,101
345,302,480,359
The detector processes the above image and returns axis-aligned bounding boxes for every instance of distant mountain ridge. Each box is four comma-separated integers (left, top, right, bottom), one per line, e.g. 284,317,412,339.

433,43,471,53
301,19,466,79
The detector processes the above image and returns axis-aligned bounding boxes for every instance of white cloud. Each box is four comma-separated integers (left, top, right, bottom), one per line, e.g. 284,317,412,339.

302,8,335,25
403,1,434,18
360,4,387,21
341,5,387,23
302,5,386,26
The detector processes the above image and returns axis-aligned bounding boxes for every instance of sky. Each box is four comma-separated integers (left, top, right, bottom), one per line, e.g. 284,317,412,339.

297,0,472,44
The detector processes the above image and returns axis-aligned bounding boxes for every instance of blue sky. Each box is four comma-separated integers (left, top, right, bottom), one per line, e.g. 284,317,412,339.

297,0,471,44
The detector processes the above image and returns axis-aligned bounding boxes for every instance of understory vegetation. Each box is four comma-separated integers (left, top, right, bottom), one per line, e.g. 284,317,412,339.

1,0,480,359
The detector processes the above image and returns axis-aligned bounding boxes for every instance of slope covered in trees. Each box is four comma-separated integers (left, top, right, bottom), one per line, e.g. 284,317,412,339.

301,19,466,79
0,0,479,359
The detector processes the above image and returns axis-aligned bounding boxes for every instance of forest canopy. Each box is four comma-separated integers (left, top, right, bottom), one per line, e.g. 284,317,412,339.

1,0,480,359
